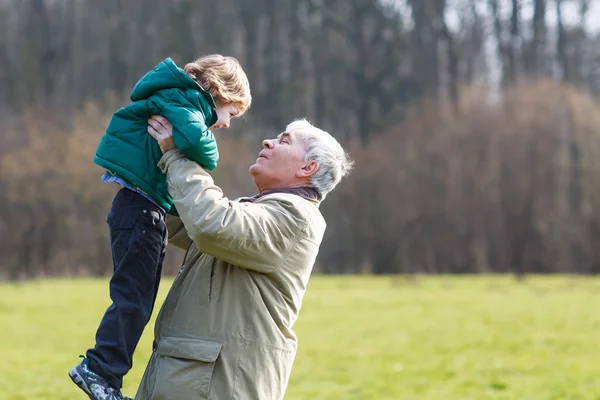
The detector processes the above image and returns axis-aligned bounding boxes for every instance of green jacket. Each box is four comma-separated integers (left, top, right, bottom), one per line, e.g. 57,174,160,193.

134,150,326,400
93,58,219,214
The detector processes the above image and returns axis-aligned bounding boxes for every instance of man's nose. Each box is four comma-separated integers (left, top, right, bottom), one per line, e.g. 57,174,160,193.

263,139,274,148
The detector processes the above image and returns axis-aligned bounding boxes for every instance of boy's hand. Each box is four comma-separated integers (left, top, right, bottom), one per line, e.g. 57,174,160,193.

147,115,176,154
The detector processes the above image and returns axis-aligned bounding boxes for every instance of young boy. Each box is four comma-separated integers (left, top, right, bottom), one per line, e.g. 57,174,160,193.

69,55,251,400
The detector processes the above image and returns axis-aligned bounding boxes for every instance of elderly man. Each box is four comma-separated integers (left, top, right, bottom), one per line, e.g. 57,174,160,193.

135,115,352,400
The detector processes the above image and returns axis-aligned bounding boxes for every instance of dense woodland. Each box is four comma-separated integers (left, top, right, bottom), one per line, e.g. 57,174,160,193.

1,0,600,279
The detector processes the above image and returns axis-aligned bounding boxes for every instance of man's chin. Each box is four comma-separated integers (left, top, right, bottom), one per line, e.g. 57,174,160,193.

249,164,259,176
248,166,262,190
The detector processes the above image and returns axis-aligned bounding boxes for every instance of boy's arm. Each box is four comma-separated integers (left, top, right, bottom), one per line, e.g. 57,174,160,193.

158,103,219,171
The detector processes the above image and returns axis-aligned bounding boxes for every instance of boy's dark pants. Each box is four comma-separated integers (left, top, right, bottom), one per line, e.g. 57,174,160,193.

86,188,167,389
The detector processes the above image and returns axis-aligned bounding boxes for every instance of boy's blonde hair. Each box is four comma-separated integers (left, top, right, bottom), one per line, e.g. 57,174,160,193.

184,54,251,115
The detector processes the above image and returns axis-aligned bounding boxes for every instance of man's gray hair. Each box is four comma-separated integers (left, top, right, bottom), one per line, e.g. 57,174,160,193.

286,119,353,199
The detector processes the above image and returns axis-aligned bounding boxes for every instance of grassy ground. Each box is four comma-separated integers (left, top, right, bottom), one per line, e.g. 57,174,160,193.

1,275,599,400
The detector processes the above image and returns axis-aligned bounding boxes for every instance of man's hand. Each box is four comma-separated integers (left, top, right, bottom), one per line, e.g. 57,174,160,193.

147,115,176,154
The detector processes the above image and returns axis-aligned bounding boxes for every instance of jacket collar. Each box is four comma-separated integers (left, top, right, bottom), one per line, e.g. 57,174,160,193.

240,187,322,203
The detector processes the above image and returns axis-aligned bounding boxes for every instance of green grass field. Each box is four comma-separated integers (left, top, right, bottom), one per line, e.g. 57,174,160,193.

1,275,600,400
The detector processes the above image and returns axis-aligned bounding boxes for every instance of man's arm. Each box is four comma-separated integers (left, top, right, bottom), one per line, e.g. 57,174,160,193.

165,215,192,250
158,150,306,273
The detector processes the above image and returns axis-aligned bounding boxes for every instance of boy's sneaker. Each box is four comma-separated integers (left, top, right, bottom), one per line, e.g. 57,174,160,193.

68,357,132,400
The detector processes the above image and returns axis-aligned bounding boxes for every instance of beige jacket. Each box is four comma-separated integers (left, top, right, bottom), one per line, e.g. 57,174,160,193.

134,150,326,400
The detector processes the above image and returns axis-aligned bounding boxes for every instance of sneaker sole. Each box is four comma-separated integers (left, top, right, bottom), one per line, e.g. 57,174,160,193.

68,367,95,400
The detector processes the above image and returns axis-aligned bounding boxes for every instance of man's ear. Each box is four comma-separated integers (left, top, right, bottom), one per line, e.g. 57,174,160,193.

297,160,319,178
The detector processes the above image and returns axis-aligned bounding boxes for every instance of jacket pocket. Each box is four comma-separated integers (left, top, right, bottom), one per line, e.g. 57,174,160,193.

151,336,223,400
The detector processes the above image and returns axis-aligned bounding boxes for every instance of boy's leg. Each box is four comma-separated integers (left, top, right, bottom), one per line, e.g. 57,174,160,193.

85,188,167,389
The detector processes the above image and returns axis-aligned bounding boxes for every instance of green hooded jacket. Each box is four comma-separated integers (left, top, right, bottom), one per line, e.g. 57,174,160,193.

93,57,219,214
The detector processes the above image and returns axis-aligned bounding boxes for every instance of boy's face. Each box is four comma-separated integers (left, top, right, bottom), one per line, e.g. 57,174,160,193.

210,103,240,130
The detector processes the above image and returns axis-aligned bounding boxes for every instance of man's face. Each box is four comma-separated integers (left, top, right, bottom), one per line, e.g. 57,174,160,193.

249,130,309,192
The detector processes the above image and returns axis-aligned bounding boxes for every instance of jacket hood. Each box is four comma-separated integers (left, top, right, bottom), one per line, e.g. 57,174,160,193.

130,58,216,109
